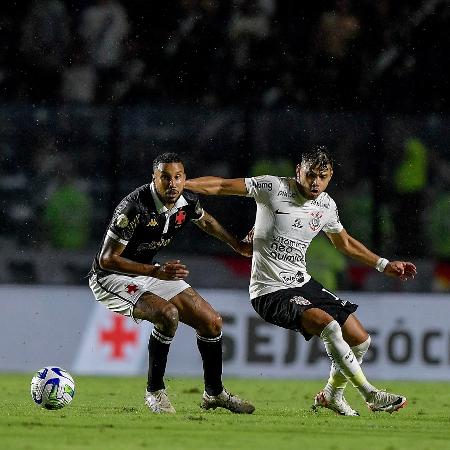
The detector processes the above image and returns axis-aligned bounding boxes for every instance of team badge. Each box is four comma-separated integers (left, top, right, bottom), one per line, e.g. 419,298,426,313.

175,210,186,226
289,296,311,306
125,284,139,294
309,212,323,231
116,214,129,228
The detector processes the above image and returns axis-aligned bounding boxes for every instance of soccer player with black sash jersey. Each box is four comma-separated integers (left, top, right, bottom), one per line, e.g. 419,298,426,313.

186,146,417,415
89,153,254,414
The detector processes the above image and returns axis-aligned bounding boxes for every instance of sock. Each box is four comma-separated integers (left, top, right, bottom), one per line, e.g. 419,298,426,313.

147,328,173,392
324,336,371,401
320,321,376,400
196,333,223,396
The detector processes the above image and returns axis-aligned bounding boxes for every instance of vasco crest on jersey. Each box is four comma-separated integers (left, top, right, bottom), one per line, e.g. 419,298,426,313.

175,209,187,227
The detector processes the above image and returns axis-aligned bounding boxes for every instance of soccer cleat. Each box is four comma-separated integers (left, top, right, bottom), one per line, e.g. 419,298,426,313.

144,389,176,413
200,389,255,414
366,390,407,413
312,390,359,416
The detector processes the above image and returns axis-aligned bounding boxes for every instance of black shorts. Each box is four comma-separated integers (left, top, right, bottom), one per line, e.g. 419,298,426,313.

250,279,358,341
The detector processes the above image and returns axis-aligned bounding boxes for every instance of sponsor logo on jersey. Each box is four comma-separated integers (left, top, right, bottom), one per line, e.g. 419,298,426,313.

147,218,158,227
310,196,331,209
292,218,303,229
280,271,304,285
137,238,172,251
275,209,289,215
270,241,305,264
309,212,323,231
257,181,273,191
277,190,295,198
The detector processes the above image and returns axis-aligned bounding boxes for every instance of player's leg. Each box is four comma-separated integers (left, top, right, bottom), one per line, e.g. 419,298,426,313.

302,308,406,413
342,315,407,413
89,273,179,413
314,314,370,415
134,292,179,399
170,287,223,395
170,288,255,414
302,308,377,394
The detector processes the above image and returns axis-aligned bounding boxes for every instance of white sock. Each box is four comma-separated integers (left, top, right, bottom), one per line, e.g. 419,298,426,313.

320,321,375,400
324,336,371,400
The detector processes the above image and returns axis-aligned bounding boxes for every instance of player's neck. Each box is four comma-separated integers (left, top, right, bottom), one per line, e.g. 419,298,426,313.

295,180,308,199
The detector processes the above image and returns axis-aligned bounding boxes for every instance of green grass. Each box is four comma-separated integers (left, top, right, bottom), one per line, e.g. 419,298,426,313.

1,374,450,450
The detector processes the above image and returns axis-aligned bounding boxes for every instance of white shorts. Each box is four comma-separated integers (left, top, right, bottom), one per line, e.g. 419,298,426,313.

89,273,190,323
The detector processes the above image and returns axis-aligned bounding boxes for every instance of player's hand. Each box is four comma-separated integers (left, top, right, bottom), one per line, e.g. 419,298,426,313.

384,261,417,281
234,240,253,257
153,260,189,280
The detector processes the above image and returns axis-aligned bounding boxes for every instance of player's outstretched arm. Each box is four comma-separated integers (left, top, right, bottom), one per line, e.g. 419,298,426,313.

326,229,417,281
194,210,252,257
185,177,247,196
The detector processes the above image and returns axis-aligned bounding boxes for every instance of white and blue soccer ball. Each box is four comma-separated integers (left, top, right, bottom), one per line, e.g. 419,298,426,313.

30,366,75,410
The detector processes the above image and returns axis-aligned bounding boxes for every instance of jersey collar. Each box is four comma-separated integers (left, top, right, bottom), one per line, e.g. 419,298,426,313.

150,182,188,214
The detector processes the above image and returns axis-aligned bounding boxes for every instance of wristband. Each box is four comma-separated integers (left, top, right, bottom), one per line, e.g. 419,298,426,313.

375,258,389,272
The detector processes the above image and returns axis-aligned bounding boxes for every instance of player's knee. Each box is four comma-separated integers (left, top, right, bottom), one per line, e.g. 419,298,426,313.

158,303,179,333
302,308,335,336
199,313,222,337
320,319,343,342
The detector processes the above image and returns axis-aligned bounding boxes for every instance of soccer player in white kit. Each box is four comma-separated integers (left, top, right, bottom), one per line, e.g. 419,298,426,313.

186,146,417,415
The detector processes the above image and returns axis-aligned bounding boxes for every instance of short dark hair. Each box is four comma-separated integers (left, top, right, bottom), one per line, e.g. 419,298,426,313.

301,145,334,170
153,152,184,172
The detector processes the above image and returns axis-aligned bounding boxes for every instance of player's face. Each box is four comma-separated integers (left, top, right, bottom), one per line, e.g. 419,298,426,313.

153,162,186,206
296,162,333,200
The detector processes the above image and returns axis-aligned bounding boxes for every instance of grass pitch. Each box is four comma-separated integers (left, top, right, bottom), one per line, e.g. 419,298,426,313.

1,374,450,450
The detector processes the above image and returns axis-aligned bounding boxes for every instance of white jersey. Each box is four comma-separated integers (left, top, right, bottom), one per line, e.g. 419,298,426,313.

245,175,343,299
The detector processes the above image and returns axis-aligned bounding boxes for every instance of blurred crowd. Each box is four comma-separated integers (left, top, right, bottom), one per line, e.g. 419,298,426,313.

1,0,450,290
0,0,449,111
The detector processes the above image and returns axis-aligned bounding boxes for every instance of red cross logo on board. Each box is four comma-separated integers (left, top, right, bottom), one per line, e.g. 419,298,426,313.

125,284,138,294
175,210,186,226
99,315,138,359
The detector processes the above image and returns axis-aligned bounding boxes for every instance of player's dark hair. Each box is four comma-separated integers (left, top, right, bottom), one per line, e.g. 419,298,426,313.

301,145,334,170
153,152,184,172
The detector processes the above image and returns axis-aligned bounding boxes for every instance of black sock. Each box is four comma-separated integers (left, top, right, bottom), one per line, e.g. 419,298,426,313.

147,328,173,392
196,333,223,396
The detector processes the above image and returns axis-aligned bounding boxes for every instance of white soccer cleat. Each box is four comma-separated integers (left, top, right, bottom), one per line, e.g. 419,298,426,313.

366,390,407,413
312,390,359,416
144,389,176,414
200,389,255,414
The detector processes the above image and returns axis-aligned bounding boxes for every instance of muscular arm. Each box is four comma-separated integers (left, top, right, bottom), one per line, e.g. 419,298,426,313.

99,236,189,280
194,210,252,257
326,229,417,280
185,177,248,196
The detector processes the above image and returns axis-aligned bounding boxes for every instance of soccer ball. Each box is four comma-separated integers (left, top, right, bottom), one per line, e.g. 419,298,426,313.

30,366,75,410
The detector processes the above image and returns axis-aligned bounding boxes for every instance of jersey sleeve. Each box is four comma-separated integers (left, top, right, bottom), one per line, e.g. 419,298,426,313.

244,175,280,203
107,199,140,244
322,198,344,233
